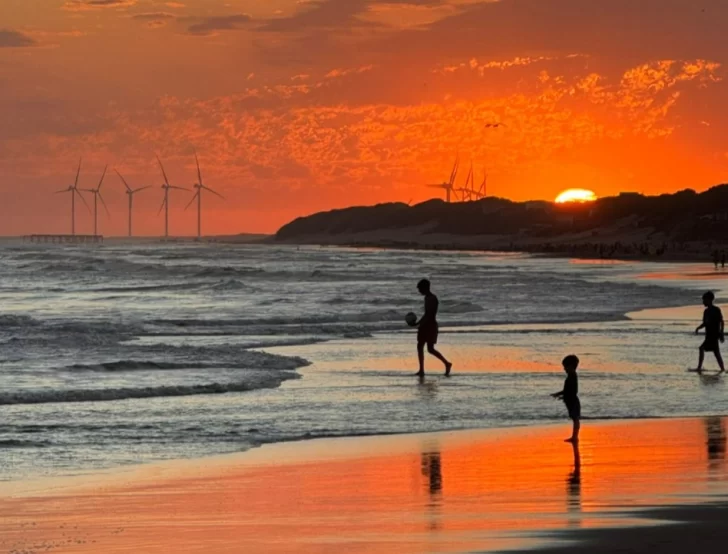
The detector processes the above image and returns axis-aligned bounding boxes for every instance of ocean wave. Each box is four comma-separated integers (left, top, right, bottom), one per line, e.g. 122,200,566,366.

207,279,251,292
194,266,266,278
0,314,39,327
0,373,299,406
0,439,51,448
66,360,220,372
440,301,485,314
91,282,203,293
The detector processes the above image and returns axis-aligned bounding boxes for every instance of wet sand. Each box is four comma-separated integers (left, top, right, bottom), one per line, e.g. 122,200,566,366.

2,417,728,553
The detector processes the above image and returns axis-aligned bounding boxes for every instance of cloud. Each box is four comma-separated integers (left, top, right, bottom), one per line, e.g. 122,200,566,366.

259,0,373,32
0,30,37,48
132,12,177,28
325,65,374,79
186,14,253,36
259,0,450,33
438,54,589,75
63,0,137,11
132,12,176,21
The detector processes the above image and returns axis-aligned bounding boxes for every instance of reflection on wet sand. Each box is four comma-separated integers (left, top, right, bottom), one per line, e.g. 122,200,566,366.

3,419,728,554
566,442,581,527
421,443,443,532
705,416,726,476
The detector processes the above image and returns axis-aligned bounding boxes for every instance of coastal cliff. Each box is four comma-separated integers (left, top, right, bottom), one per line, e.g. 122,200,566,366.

275,185,728,259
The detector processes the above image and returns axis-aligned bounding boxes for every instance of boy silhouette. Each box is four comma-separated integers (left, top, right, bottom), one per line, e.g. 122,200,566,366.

695,291,725,373
552,355,581,443
415,279,452,377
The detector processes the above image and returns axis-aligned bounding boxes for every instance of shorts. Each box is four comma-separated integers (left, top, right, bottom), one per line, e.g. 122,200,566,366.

417,323,438,346
702,336,721,353
565,397,581,420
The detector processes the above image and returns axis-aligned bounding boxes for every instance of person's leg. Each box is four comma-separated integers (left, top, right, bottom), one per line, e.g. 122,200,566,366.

570,418,581,442
698,347,705,371
715,347,725,372
427,344,452,375
417,341,425,376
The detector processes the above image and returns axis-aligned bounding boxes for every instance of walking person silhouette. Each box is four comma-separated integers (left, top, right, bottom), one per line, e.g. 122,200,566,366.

414,279,452,377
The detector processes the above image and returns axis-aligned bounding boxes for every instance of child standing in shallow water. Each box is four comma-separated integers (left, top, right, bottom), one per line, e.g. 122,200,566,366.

552,355,580,443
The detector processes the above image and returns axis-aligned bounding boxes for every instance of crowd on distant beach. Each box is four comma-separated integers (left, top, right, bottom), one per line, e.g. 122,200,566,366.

518,241,728,265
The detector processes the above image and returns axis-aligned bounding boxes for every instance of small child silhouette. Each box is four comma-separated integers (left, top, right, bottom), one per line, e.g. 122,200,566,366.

552,355,581,443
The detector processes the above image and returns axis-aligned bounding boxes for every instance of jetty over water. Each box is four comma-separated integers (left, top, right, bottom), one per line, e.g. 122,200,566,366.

23,234,103,244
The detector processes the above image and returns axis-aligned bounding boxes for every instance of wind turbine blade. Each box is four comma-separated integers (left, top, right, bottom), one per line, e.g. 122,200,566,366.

450,157,460,186
195,151,203,188
99,193,111,218
55,189,70,194
448,159,457,185
185,192,199,211
115,169,132,192
97,165,108,191
157,197,167,216
202,185,224,199
169,186,190,191
427,184,446,189
156,155,170,186
74,158,82,188
76,189,92,213
133,186,152,193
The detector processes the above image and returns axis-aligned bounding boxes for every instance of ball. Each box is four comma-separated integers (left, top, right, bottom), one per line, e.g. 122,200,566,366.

405,312,417,327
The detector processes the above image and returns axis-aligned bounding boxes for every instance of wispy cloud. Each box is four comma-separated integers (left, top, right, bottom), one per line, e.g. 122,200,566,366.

438,54,589,75
186,14,253,36
325,65,374,79
131,12,177,28
63,0,137,11
0,29,37,48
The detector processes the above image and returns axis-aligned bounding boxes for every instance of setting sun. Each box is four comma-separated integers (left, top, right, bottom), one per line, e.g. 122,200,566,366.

555,189,598,204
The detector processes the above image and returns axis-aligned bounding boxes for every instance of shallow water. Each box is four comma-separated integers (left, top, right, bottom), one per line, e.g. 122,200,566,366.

0,241,727,479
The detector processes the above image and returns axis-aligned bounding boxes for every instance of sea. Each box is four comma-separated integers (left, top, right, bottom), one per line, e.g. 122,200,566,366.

1,241,727,481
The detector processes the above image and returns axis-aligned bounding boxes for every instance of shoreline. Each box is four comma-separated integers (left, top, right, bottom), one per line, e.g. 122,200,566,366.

274,237,727,265
3,417,728,553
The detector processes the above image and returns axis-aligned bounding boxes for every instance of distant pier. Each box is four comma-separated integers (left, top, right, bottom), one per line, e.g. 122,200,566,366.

23,234,103,244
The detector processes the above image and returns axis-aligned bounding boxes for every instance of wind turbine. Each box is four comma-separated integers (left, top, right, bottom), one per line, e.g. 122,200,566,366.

427,156,460,202
55,158,90,235
80,166,110,237
185,152,224,239
478,167,488,199
456,161,474,202
116,169,151,237
156,155,189,238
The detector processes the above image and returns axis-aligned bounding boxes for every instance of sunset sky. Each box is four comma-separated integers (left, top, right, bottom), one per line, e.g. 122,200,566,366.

1,0,727,235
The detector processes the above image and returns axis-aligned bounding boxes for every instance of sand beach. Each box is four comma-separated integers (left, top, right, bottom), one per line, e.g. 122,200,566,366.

2,417,728,553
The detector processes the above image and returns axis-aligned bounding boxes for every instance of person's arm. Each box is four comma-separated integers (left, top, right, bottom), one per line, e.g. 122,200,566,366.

720,311,725,342
551,388,564,399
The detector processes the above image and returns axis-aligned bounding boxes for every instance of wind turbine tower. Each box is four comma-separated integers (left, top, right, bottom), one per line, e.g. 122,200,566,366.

156,156,189,238
427,157,460,202
116,170,151,237
55,158,90,235
81,166,110,236
186,153,224,239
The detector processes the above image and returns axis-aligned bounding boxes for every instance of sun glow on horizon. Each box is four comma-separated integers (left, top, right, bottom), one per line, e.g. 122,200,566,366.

555,189,598,204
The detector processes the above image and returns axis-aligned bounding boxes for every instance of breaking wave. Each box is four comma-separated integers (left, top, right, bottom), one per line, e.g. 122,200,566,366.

0,373,299,406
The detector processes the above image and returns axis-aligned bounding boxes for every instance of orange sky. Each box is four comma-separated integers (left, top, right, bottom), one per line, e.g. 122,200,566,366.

1,0,727,235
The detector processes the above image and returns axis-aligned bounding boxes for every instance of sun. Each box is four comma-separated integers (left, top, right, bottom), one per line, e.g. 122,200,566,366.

555,188,598,204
